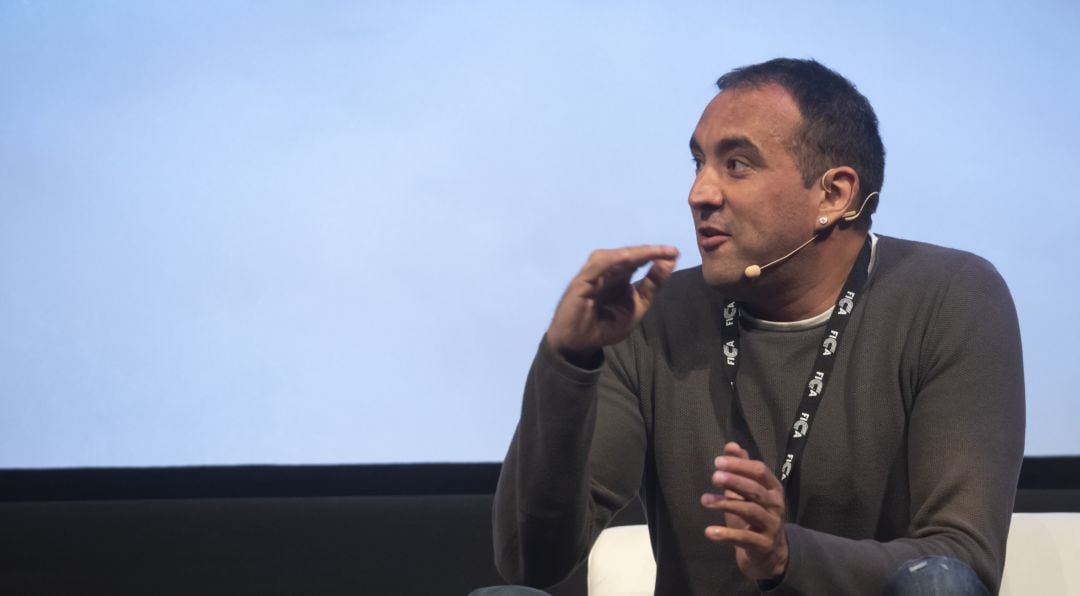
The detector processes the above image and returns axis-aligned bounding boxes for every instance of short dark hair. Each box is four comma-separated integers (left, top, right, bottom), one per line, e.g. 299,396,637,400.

716,58,885,221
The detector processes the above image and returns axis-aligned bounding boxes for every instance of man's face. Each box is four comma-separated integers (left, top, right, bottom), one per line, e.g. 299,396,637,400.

688,84,820,288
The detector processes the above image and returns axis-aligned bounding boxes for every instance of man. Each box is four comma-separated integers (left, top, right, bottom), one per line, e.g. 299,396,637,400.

492,58,1024,595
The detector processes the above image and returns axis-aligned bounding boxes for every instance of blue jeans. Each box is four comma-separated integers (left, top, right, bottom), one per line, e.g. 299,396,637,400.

883,556,990,596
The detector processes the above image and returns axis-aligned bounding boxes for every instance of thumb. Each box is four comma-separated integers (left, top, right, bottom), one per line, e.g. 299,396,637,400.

634,256,678,307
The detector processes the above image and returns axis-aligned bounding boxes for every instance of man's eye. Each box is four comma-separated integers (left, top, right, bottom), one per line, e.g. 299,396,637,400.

727,158,750,173
691,157,703,172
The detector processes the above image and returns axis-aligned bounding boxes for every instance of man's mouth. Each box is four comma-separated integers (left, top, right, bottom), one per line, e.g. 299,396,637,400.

697,226,730,251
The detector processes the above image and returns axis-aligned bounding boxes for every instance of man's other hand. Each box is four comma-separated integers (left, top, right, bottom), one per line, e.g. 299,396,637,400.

701,442,789,582
546,245,678,364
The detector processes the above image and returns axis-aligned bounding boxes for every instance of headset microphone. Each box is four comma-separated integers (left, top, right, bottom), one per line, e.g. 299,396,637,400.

744,234,819,279
743,187,879,280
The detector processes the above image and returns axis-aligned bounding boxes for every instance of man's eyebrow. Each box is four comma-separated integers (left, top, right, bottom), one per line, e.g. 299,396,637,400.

688,135,764,161
714,136,763,160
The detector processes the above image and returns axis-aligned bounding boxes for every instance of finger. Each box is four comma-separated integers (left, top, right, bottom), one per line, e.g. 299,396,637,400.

703,525,773,551
723,441,750,459
701,494,778,532
702,491,750,531
577,245,680,282
711,469,779,507
701,492,728,507
633,255,678,306
715,455,783,492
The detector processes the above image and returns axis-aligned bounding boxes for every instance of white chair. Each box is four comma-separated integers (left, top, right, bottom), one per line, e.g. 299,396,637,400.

587,513,1080,596
1000,512,1080,595
587,524,655,596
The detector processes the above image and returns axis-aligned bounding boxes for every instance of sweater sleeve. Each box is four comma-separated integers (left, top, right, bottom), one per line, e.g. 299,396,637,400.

769,255,1025,595
492,335,648,588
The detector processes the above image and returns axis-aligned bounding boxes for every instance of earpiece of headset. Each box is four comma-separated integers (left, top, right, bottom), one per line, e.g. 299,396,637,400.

820,171,878,223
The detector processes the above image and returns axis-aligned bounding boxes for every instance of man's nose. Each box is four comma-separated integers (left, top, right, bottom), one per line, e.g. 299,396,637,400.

688,171,724,211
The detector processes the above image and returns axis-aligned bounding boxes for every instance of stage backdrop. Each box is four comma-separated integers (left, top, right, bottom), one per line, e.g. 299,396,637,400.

2,1,1077,467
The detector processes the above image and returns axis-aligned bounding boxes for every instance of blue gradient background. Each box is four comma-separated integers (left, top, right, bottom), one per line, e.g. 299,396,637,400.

2,1,1077,466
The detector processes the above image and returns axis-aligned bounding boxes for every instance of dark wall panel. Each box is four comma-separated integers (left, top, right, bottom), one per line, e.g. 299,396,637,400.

1,460,1076,595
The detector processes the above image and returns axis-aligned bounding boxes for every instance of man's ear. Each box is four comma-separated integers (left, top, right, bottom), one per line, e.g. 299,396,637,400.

818,166,861,226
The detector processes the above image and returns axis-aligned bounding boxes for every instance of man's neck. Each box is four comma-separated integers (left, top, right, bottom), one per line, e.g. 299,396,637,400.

740,231,868,322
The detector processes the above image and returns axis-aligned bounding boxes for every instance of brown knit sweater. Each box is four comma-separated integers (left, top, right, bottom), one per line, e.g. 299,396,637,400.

493,236,1025,595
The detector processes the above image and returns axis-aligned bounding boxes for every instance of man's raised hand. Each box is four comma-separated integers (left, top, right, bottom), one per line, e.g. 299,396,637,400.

546,245,678,364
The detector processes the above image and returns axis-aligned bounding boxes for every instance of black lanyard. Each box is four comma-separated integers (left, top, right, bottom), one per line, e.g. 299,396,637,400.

719,237,872,511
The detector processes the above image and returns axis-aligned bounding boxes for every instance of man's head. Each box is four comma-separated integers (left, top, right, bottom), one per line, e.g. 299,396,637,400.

689,58,884,293
715,58,885,219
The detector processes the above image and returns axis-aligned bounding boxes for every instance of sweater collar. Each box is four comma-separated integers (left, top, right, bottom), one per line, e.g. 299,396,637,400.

742,233,878,332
